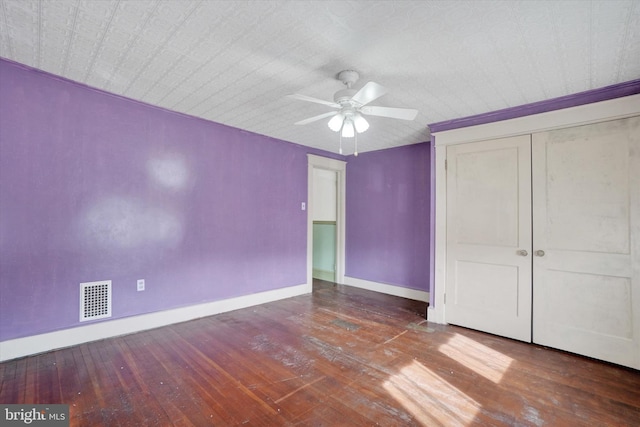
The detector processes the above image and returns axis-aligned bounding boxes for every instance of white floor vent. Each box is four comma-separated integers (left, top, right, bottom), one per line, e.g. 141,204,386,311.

80,280,112,322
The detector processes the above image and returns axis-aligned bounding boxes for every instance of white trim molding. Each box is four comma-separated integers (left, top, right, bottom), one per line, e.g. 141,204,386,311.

433,94,640,147
344,276,429,302
313,268,335,282
429,93,640,325
429,143,448,324
0,283,308,362
307,154,347,286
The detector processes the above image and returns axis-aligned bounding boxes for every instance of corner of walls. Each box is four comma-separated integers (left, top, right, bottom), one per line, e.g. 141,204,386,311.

345,143,431,293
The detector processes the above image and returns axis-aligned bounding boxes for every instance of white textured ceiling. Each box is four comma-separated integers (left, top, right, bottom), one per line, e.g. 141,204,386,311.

1,0,639,155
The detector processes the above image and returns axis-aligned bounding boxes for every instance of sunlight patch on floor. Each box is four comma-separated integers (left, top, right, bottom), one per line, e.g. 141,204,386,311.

383,360,481,426
438,333,513,384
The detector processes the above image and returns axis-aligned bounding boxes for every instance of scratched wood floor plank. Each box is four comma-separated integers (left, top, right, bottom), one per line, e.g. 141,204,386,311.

2,279,640,426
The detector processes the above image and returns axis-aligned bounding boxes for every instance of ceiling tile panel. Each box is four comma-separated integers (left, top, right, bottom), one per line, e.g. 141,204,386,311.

615,0,640,82
591,0,636,87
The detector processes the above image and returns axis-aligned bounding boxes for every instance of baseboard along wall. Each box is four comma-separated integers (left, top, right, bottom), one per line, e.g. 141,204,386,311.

343,276,429,302
0,283,310,362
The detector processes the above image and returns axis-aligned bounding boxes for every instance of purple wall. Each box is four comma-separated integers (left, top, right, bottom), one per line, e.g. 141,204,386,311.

0,59,343,341
345,144,430,291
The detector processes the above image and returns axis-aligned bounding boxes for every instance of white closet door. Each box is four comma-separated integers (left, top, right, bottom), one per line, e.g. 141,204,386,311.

532,116,640,369
446,135,533,342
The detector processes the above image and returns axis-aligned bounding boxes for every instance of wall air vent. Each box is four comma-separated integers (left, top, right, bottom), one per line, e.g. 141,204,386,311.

79,280,112,322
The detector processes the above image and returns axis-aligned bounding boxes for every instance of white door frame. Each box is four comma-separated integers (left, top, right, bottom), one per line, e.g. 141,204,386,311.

307,154,347,288
429,94,640,324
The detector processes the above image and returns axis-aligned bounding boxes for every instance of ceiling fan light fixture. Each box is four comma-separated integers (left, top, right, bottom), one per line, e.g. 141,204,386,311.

289,69,418,154
341,120,355,138
353,114,369,133
327,113,344,132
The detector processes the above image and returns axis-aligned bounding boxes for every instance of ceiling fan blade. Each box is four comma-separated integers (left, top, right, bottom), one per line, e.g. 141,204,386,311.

287,94,340,108
350,82,387,106
360,105,418,121
294,111,338,125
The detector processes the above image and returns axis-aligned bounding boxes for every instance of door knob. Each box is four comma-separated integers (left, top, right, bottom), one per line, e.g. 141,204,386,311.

516,249,528,256
535,250,545,257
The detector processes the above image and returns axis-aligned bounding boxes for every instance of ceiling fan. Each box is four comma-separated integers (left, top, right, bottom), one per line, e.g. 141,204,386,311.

288,70,418,155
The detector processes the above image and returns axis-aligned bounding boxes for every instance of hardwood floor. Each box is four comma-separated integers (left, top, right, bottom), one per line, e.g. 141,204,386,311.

2,280,639,426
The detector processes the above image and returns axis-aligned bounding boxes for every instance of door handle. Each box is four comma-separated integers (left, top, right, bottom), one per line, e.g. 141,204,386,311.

535,250,545,257
516,249,528,256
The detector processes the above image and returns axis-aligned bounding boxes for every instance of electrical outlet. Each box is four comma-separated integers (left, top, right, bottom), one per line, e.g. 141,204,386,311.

137,279,145,291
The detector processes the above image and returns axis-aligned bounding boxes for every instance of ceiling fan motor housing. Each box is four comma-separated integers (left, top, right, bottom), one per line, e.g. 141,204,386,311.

334,70,360,105
334,88,358,104
337,70,359,87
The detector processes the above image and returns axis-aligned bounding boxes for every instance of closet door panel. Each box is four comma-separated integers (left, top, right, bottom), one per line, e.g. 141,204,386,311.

532,116,640,369
446,135,532,342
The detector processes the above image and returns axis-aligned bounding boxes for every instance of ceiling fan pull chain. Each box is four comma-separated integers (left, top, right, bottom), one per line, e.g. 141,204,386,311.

354,131,358,157
339,119,346,154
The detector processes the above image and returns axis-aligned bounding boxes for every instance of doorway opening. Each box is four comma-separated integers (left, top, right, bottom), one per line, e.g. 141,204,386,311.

307,155,346,288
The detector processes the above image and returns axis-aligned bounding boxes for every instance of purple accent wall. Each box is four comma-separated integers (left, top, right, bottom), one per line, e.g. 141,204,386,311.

345,144,430,291
0,58,343,341
429,79,640,133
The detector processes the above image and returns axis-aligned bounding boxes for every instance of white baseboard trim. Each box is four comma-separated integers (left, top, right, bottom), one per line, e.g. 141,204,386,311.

0,283,310,362
427,306,446,324
313,268,335,282
343,276,429,302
